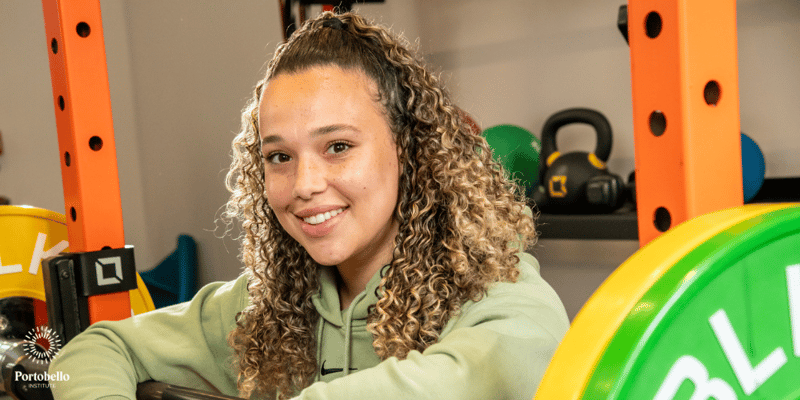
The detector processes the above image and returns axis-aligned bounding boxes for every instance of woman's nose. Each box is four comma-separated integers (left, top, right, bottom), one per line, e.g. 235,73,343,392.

292,156,327,199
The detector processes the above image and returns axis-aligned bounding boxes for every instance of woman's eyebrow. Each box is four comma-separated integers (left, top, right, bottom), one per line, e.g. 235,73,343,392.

260,124,359,151
313,123,359,137
260,134,283,148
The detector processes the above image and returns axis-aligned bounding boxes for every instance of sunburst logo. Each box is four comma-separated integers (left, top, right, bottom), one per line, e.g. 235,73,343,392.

23,325,62,364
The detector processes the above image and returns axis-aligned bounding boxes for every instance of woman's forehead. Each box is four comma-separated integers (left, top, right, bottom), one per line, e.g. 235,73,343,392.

258,66,385,123
257,66,391,139
266,64,377,92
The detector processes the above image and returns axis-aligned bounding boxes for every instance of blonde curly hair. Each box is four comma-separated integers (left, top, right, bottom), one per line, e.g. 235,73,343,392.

223,11,536,399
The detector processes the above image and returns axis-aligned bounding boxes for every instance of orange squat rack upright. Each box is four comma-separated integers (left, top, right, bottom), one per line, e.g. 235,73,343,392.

629,0,743,246
41,0,131,323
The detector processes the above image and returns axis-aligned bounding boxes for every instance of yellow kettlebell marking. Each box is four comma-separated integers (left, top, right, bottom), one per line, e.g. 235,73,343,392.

549,176,568,198
546,151,561,167
588,153,606,170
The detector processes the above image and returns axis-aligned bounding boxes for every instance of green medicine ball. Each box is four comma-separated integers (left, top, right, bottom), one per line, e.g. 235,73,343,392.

482,124,542,196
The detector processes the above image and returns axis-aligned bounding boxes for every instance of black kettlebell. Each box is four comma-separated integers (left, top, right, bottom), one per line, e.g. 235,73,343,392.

533,108,625,214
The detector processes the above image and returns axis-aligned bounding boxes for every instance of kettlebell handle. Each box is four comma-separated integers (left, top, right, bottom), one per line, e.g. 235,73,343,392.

540,108,613,162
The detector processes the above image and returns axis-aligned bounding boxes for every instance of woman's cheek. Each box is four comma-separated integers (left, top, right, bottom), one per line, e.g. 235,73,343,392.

264,174,288,205
331,160,360,187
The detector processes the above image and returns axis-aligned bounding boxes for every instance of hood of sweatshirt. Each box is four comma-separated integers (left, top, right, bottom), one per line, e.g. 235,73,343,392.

310,265,386,383
312,265,384,327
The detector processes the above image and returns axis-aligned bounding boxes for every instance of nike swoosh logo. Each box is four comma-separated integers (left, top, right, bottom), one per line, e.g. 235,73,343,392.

320,360,358,376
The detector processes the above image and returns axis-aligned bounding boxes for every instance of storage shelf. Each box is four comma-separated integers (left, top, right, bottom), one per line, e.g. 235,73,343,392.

536,203,639,241
748,177,800,204
536,177,800,241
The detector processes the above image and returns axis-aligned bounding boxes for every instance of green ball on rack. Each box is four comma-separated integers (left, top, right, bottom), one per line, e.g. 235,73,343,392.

482,124,542,197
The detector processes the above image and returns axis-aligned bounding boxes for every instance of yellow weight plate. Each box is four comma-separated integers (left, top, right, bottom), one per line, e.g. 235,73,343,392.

0,205,155,315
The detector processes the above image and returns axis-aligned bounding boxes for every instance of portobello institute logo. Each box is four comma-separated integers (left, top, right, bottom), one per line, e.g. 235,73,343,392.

23,325,62,364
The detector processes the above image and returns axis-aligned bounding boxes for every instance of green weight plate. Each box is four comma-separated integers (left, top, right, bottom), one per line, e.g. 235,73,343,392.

582,206,800,399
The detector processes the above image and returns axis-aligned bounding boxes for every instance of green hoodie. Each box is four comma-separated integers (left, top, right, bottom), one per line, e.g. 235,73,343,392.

49,252,568,399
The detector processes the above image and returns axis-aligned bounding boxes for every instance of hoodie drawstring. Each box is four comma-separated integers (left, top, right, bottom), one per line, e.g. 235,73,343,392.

342,291,367,377
315,315,324,382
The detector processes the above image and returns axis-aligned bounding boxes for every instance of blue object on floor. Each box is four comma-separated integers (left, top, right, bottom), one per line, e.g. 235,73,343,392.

140,234,198,308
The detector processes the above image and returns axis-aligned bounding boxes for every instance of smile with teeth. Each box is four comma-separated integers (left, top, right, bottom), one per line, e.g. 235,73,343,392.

301,208,345,225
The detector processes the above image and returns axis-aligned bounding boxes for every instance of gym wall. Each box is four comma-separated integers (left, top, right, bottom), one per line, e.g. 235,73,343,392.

1,0,798,319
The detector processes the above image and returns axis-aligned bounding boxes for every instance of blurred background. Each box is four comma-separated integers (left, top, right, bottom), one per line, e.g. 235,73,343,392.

1,0,798,319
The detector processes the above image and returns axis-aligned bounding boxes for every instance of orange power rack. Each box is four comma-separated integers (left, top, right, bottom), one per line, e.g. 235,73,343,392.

41,0,131,323
629,0,743,246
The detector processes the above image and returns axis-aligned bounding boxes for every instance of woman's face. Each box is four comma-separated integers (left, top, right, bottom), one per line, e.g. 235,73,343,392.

259,66,400,271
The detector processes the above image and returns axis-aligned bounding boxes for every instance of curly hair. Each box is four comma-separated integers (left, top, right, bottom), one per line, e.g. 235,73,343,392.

223,11,536,399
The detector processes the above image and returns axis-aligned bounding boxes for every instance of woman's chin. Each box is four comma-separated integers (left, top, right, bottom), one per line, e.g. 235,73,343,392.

306,250,347,267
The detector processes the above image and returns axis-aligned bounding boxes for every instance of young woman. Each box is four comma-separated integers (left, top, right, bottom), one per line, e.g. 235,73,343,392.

50,12,569,400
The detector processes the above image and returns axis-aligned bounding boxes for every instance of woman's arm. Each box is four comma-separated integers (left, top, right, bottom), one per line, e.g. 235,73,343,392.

49,275,250,400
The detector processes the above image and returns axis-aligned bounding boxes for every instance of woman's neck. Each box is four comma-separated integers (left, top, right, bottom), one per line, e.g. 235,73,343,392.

335,219,398,310
336,256,385,310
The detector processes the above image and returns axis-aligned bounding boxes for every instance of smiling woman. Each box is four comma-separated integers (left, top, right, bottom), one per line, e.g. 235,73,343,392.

258,67,400,305
48,11,569,400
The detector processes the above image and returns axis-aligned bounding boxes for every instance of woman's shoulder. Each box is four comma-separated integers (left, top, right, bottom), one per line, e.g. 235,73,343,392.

486,252,560,304
442,252,570,340
224,273,251,309
177,272,251,317
197,272,250,301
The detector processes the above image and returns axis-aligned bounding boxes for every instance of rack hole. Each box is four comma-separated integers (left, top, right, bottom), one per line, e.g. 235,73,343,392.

70,207,77,221
645,11,662,38
76,22,91,38
58,96,65,111
649,111,667,136
704,81,721,106
51,38,58,54
101,246,112,250
64,152,71,167
654,207,671,232
89,136,103,151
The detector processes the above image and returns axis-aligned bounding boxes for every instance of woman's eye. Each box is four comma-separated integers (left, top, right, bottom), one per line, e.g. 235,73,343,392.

265,152,291,164
327,142,350,154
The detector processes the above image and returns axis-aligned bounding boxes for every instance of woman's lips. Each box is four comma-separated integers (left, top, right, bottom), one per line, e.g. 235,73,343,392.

297,207,348,238
300,207,345,225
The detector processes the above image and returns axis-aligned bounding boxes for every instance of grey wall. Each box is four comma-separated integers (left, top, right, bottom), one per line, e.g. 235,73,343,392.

117,1,280,283
2,0,798,320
